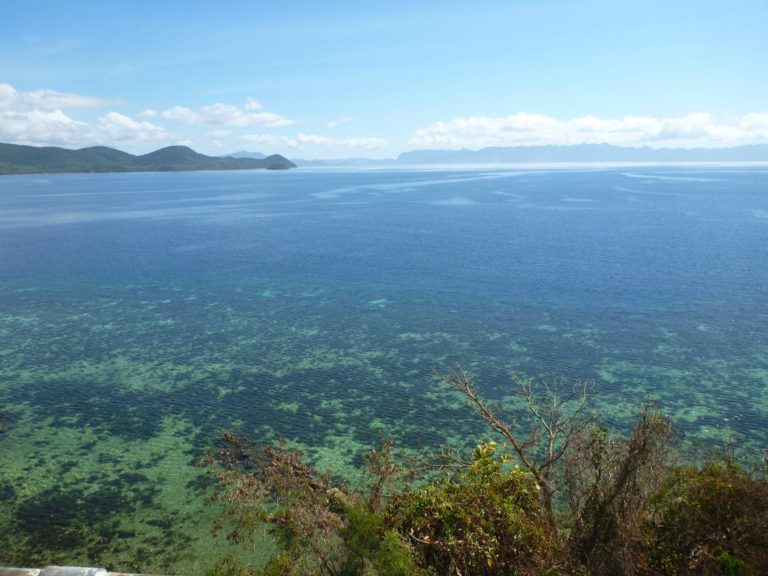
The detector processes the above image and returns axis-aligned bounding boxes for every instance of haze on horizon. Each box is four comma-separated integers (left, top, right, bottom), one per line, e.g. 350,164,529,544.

0,0,766,159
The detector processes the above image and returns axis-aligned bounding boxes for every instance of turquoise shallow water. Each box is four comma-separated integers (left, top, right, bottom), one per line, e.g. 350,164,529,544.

0,166,767,572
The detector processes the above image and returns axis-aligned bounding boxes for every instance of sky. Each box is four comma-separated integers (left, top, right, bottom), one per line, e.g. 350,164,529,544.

1,0,766,159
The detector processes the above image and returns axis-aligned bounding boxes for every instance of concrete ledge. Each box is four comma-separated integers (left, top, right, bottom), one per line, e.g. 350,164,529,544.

0,568,159,576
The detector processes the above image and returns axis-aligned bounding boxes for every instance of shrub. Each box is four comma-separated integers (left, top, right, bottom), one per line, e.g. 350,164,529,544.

341,504,428,576
386,441,559,575
647,459,768,575
197,434,426,576
198,371,767,576
564,410,672,575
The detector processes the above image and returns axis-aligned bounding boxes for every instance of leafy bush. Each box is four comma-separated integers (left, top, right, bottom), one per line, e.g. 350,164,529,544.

386,441,559,575
199,372,767,576
647,460,768,575
564,410,672,575
197,434,426,576
341,504,428,575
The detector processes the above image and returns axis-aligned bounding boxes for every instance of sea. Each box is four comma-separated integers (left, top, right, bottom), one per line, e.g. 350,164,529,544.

0,165,766,572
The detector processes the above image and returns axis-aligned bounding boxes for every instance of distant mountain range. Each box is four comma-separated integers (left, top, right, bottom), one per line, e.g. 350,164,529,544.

275,143,768,166
0,143,296,175
396,144,768,164
222,150,268,160
4,142,766,175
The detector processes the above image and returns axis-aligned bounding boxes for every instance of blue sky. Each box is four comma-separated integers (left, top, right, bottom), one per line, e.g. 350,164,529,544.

1,0,766,158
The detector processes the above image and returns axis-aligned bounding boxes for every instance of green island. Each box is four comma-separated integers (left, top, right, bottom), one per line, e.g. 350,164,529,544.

0,143,296,175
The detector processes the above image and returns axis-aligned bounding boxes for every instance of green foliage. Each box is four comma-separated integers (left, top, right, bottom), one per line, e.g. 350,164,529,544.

205,555,260,576
716,550,748,576
435,368,592,533
341,505,428,576
199,374,767,576
386,441,556,575
647,459,768,575
564,409,673,575
198,435,424,576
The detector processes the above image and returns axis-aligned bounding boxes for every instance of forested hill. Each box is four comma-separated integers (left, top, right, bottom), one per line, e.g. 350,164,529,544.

0,143,296,174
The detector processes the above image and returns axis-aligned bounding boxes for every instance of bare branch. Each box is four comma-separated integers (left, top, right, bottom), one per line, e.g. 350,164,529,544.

435,367,593,532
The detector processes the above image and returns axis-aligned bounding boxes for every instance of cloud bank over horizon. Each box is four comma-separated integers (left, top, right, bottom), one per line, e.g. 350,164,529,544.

0,83,170,148
0,82,119,112
159,101,296,129
410,113,768,150
241,132,388,151
2,83,768,156
0,83,387,154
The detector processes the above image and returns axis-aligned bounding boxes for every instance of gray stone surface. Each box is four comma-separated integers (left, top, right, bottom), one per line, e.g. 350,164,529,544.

40,566,107,576
0,569,158,576
40,568,107,576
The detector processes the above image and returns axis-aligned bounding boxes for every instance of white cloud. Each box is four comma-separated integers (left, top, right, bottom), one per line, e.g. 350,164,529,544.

161,100,295,128
0,107,169,149
325,116,353,128
410,112,768,149
97,112,169,142
0,82,118,111
208,129,233,138
293,133,387,149
160,105,198,124
241,134,299,147
241,132,388,150
0,109,91,146
244,98,262,111
0,82,167,149
251,113,295,128
137,108,158,118
740,113,768,130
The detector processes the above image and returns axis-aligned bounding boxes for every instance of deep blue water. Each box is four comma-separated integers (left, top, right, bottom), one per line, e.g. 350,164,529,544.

0,165,767,570
3,167,767,307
